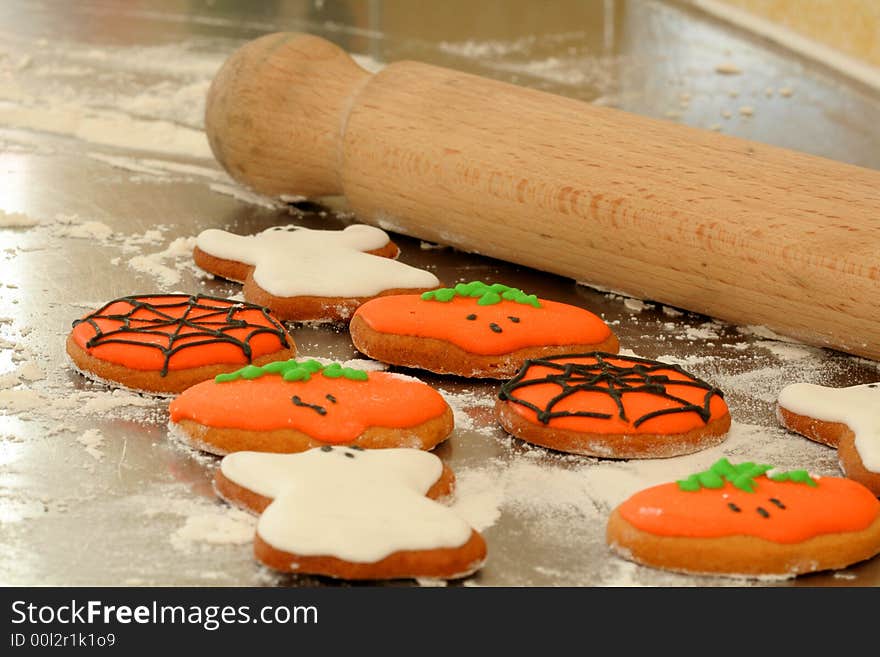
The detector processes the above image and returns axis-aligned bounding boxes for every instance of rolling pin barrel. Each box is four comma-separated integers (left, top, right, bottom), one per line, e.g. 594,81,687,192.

205,33,880,360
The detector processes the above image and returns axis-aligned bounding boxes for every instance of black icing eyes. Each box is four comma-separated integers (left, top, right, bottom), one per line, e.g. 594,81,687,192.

464,314,522,332
319,445,364,457
292,395,327,416
726,498,786,517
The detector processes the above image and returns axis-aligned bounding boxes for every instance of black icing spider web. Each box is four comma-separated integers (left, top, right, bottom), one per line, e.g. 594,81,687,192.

73,294,289,376
499,352,723,428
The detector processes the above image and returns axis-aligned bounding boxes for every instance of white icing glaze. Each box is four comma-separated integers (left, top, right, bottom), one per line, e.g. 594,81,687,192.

196,224,439,297
220,447,473,563
778,382,880,472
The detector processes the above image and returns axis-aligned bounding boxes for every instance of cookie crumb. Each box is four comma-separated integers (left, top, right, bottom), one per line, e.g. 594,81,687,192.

715,62,742,75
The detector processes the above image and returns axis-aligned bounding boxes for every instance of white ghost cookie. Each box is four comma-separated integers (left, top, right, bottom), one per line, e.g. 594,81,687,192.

193,224,441,321
214,446,488,580
777,382,880,496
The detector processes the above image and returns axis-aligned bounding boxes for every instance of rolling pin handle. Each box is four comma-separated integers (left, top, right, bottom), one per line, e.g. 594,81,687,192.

205,33,369,197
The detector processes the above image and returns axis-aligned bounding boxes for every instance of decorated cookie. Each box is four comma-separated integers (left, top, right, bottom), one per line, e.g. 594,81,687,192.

496,353,730,458
67,294,295,395
349,281,619,378
215,446,487,580
777,382,880,496
607,458,880,578
168,359,453,455
193,223,440,321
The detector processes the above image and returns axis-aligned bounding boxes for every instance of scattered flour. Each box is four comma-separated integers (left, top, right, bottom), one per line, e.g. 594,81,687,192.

77,429,105,460
623,298,648,312
0,388,44,412
336,358,387,372
440,389,498,437
0,210,40,227
711,367,805,404
449,467,504,531
170,509,255,553
757,340,818,361
127,236,198,288
0,103,212,158
75,389,158,415
738,324,800,342
52,214,114,241
0,496,46,524
208,182,280,209
87,152,170,177
415,577,448,587
68,300,107,310
124,487,255,553
681,324,721,341
119,228,168,253
0,361,43,387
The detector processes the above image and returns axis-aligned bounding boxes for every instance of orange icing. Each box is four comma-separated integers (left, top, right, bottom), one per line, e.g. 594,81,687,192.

169,372,449,442
504,355,728,434
353,295,612,356
618,477,880,543
72,296,288,371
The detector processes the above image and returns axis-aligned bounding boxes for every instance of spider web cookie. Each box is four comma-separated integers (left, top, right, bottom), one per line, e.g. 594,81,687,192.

496,352,730,458
67,294,295,394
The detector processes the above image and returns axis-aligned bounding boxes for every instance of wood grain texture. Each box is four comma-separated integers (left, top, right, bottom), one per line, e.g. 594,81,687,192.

205,33,880,359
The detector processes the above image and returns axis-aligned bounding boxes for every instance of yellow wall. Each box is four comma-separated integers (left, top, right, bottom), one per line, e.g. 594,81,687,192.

719,0,880,68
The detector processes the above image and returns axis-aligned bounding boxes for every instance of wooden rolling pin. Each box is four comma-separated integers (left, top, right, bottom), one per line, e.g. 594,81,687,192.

205,33,880,360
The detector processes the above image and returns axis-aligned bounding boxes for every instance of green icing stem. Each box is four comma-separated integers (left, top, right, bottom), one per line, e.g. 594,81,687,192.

676,458,817,493
215,359,369,383
421,281,541,308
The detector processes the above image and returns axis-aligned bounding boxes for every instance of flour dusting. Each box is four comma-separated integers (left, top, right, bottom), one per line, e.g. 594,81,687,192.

77,429,105,460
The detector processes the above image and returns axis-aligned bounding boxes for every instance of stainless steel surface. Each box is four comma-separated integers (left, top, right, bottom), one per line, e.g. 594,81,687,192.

1,0,878,586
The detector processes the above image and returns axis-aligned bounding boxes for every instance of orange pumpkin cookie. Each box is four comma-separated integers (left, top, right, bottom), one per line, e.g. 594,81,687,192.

215,446,487,580
67,294,295,395
777,382,880,496
350,281,618,378
168,359,453,455
193,224,440,322
496,353,730,458
607,458,880,578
